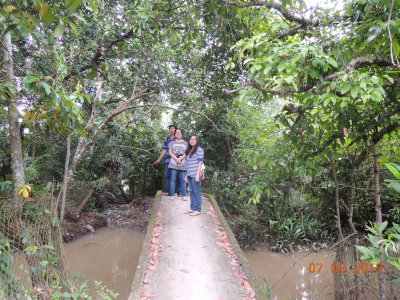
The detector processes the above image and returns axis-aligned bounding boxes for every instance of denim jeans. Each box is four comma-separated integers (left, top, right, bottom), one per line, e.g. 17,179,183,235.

165,165,181,195
169,169,187,196
188,176,202,212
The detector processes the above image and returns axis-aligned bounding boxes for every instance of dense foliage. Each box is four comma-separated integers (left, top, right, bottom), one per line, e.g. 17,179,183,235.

1,1,400,296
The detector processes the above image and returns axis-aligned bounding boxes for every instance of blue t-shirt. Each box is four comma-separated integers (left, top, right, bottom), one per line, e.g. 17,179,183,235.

163,137,175,163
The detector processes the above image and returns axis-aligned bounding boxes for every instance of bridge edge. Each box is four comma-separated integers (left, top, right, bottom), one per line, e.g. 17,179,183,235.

206,193,268,300
128,190,162,300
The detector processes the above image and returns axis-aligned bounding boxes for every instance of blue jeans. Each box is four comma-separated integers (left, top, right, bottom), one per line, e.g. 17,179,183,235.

188,176,202,212
169,169,187,196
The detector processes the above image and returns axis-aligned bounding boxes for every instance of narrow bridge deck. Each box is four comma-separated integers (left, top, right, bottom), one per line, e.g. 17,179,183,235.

129,193,262,300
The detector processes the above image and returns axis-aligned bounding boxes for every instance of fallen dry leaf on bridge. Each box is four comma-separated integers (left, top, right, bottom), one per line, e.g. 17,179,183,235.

206,199,256,300
242,281,252,291
140,290,152,298
179,269,189,273
139,211,165,299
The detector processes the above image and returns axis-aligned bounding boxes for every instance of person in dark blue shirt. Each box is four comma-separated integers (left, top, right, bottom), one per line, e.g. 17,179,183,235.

153,125,177,195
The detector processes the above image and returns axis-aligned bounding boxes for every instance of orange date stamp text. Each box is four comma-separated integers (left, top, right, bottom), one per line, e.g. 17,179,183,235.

307,262,383,274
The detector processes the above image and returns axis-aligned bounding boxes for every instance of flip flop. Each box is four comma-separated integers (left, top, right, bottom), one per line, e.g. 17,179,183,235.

189,211,201,216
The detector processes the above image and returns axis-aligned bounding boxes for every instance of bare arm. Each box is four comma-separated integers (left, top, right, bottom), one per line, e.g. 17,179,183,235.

169,149,186,163
153,148,166,165
195,163,203,182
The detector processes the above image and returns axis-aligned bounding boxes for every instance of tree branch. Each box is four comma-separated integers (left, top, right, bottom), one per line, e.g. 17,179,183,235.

156,104,219,129
64,30,136,81
353,122,400,168
347,105,400,148
107,145,154,154
217,0,329,28
224,56,396,95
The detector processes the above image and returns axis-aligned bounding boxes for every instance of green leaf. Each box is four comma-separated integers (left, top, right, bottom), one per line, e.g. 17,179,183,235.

62,292,72,298
87,0,98,12
3,5,16,13
326,56,338,68
2,83,16,93
277,62,286,72
40,260,49,266
40,82,51,95
388,260,400,270
69,21,78,36
387,181,400,193
383,74,394,84
351,86,359,98
378,221,388,233
22,11,39,26
24,246,38,254
340,83,351,94
43,10,56,26
367,234,381,246
53,22,66,38
42,245,55,250
370,257,381,266
22,74,39,84
39,4,49,19
393,223,400,233
356,246,376,258
385,163,400,179
263,279,271,298
393,39,400,57
51,217,57,227
66,0,82,12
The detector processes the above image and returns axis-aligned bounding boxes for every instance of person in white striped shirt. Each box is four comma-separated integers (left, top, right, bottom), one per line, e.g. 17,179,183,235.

185,135,204,216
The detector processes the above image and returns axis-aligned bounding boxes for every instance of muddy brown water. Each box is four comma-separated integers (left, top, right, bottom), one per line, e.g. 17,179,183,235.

65,226,336,299
244,249,336,299
65,226,145,299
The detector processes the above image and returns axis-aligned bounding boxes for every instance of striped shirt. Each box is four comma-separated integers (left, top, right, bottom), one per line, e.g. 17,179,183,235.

186,146,204,177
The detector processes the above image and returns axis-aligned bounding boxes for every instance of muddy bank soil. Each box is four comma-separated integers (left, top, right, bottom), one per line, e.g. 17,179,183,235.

62,197,153,242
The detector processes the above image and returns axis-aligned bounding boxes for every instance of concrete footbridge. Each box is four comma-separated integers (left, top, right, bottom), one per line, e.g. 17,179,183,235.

129,192,265,300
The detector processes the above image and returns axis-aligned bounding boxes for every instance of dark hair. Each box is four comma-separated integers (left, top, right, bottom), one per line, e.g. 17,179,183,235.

169,124,177,130
186,135,199,157
175,128,183,136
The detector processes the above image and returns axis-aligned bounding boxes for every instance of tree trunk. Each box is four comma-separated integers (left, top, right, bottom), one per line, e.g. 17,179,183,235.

77,188,95,216
142,163,147,197
118,185,131,203
373,144,382,225
2,32,25,202
373,144,387,300
349,163,357,234
60,135,71,221
332,162,343,240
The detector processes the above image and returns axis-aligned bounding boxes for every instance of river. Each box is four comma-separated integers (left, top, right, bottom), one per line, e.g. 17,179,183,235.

65,226,335,299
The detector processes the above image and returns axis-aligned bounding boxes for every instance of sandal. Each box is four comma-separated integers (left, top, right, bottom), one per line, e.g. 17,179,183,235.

169,196,175,201
189,211,201,216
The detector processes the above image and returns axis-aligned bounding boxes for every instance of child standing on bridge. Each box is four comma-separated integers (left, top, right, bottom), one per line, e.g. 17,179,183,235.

186,135,204,216
168,128,188,201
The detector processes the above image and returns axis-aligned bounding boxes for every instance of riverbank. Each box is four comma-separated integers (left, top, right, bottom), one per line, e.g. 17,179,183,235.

62,196,153,242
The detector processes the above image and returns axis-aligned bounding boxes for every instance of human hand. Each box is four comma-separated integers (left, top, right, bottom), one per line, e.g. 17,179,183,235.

153,159,161,165
195,175,200,182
